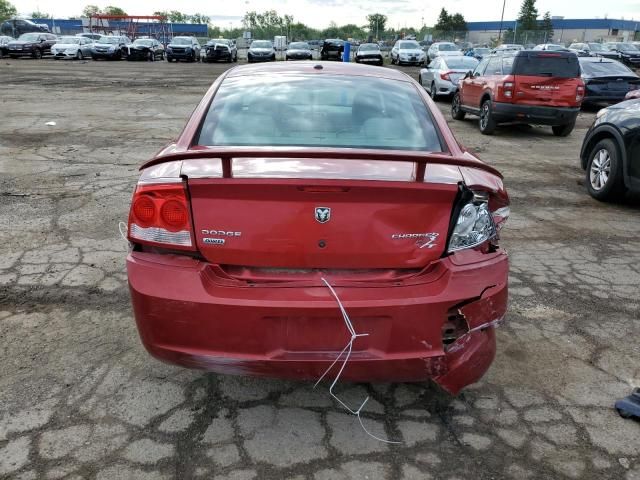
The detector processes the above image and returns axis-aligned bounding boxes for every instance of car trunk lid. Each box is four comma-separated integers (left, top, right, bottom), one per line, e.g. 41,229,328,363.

188,177,458,269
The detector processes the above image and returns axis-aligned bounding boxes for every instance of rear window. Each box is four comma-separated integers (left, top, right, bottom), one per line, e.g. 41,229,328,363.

445,57,479,69
511,53,580,78
196,75,443,152
581,60,634,76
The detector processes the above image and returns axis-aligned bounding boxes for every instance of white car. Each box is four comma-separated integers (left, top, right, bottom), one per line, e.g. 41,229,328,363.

390,40,426,66
419,55,479,99
533,43,569,51
427,42,462,62
51,36,94,60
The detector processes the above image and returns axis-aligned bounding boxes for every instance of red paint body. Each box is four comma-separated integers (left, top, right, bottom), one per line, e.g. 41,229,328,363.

127,62,510,395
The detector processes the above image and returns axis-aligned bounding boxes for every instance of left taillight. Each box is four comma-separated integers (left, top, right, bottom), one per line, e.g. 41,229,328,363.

127,182,196,250
576,84,585,102
440,70,453,81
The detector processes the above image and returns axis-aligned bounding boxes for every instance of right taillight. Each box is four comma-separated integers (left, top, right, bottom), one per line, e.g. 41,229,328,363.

128,182,196,250
447,191,509,253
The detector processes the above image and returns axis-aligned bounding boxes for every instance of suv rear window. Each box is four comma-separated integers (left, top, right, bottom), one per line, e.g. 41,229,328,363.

511,53,580,78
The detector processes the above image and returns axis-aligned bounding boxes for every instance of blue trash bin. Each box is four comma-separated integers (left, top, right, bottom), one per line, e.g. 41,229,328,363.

343,41,350,62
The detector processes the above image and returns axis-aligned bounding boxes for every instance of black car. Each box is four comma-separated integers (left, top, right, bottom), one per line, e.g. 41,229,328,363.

320,39,344,61
603,42,640,68
7,32,57,58
166,36,201,62
580,99,640,200
285,41,312,60
354,43,383,65
92,35,131,60
0,18,48,37
579,57,640,105
247,40,275,63
127,38,165,61
0,35,12,57
203,39,237,63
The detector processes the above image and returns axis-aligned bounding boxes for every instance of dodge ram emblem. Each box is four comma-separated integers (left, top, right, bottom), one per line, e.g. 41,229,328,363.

315,207,331,223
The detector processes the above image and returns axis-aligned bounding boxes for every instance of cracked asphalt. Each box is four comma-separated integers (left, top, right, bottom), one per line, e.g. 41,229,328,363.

1,58,639,480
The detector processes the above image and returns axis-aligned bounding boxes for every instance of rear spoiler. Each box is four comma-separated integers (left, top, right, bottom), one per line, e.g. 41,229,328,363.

140,146,503,180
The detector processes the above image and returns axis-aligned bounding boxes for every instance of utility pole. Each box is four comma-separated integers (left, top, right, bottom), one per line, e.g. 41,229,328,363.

498,0,506,43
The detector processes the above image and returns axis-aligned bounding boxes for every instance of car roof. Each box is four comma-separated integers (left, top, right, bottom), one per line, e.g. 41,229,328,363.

225,61,412,82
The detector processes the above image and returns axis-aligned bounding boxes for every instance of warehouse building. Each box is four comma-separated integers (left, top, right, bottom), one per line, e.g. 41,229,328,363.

31,18,207,41
467,18,639,44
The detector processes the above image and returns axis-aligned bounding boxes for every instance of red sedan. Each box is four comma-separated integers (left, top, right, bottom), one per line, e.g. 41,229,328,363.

126,62,510,395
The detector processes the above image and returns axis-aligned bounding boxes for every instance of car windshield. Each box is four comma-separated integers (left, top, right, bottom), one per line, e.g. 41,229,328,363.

18,33,39,41
588,43,605,51
581,59,633,76
196,75,443,152
172,38,192,45
289,42,309,50
252,41,272,48
620,43,638,50
359,44,379,51
134,39,154,46
58,36,80,44
99,37,120,44
445,57,479,69
438,43,457,51
399,41,420,49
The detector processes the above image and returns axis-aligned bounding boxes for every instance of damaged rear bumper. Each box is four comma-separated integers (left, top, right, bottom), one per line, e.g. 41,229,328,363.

127,250,508,395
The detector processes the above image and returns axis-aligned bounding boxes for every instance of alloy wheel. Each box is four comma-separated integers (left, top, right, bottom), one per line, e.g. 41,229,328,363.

589,148,611,191
480,103,489,130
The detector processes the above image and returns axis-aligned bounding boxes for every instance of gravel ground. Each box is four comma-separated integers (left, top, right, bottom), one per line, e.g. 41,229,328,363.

1,57,639,480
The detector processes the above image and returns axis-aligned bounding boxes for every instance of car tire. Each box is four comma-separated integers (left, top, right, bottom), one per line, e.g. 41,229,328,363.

585,138,626,201
78,50,84,60
479,99,496,135
451,92,466,120
33,49,42,59
552,121,575,137
91,55,97,60
234,54,238,62
430,82,437,100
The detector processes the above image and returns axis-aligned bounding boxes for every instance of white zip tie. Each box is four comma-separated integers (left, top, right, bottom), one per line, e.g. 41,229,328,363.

316,277,402,445
118,221,129,243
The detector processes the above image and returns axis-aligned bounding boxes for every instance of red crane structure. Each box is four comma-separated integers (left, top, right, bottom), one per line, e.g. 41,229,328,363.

87,15,173,43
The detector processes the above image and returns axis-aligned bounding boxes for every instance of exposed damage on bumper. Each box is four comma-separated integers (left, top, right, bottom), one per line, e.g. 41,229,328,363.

128,248,508,396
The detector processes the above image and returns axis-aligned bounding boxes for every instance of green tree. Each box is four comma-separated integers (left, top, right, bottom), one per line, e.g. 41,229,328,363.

167,11,187,22
540,11,554,41
31,10,51,19
434,8,451,31
153,10,169,20
104,6,127,16
0,0,17,22
82,4,100,17
517,0,539,31
366,13,387,38
450,13,467,32
188,13,210,24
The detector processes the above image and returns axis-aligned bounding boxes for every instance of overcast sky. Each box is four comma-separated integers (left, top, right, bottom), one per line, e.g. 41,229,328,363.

17,0,640,28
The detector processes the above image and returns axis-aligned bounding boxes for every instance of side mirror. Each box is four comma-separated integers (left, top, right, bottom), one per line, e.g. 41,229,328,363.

464,70,473,79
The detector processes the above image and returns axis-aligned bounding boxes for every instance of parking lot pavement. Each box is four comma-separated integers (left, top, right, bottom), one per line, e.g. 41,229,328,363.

1,58,638,480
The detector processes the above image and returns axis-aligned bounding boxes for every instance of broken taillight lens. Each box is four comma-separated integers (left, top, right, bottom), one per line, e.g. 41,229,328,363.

128,182,196,250
448,191,508,253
